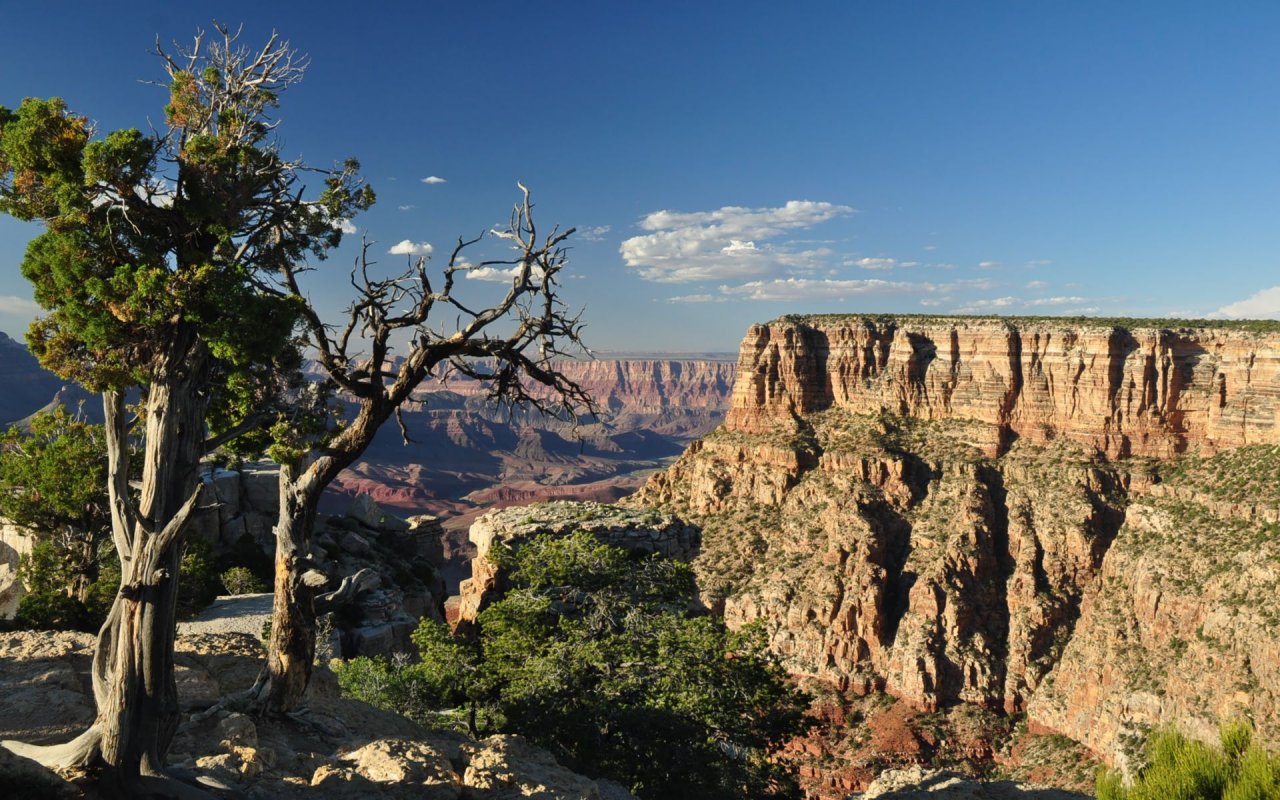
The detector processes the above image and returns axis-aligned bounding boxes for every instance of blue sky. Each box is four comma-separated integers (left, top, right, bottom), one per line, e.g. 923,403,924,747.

2,1,1280,352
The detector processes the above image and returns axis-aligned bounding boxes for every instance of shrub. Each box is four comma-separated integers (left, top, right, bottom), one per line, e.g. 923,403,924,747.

336,531,812,800
177,537,222,619
13,591,93,631
220,566,266,595
1097,721,1280,800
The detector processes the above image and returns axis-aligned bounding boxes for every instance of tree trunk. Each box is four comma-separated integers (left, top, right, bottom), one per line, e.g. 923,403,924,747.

3,335,213,799
260,462,322,712
258,406,384,714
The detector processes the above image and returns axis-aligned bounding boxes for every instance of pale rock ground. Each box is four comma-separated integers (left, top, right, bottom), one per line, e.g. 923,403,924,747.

0,630,637,799
858,766,1086,799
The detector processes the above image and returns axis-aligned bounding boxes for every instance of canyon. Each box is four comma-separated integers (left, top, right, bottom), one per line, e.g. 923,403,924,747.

324,356,736,582
627,315,1280,791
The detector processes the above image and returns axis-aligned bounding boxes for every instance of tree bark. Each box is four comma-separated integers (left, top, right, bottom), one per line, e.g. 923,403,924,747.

259,462,323,712
257,408,382,714
4,334,212,798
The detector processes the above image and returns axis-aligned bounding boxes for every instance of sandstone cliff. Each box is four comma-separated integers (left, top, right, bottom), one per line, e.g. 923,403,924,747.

627,315,1280,777
725,316,1279,458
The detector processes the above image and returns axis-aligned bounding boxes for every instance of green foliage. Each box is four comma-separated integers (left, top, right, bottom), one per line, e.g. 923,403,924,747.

177,537,221,619
220,566,266,595
336,532,813,800
0,408,121,630
0,40,372,423
1097,722,1280,800
13,590,95,632
0,408,108,534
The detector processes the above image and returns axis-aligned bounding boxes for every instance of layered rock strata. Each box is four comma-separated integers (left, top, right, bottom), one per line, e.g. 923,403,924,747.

189,464,450,658
628,315,1280,768
726,316,1280,458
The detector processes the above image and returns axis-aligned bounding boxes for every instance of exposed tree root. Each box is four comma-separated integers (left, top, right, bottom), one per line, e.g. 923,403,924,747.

1,728,102,769
2,730,224,799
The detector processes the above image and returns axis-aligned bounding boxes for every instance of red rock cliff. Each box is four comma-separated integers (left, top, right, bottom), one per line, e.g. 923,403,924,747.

628,315,1280,771
726,317,1280,458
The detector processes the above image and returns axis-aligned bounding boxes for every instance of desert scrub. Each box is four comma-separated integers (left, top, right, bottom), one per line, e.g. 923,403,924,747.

220,566,267,595
1096,721,1280,799
1158,445,1280,506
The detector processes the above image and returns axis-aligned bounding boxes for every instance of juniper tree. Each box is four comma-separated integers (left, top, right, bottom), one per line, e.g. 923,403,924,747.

0,26,370,796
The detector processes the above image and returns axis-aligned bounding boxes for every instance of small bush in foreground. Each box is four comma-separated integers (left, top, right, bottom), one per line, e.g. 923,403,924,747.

1097,721,1280,800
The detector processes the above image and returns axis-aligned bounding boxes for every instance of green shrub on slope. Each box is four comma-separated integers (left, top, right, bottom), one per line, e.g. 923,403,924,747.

1097,721,1280,800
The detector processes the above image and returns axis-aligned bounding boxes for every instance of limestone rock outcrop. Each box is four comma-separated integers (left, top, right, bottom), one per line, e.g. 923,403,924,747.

627,315,1280,773
455,501,699,628
191,464,449,658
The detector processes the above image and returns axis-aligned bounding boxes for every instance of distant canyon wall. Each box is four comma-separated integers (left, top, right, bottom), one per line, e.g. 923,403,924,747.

429,357,738,413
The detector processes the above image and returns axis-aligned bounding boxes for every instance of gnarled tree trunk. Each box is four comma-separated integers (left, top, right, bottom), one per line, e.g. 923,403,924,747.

260,461,323,712
256,410,380,714
4,336,212,798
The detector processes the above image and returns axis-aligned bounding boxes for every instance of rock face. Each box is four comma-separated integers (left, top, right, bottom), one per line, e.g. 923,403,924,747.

454,501,700,628
627,315,1280,774
725,316,1280,458
0,519,34,617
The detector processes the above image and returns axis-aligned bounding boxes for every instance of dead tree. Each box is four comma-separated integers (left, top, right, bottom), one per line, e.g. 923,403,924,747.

252,185,595,713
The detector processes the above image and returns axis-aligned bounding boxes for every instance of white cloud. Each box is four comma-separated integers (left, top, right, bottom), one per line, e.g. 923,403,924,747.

421,176,447,185
1025,259,1052,268
579,225,611,242
620,200,855,283
964,296,1019,309
667,293,724,304
851,257,898,270
389,240,433,256
0,295,39,315
398,204,417,212
1214,286,1280,319
947,294,1097,314
1026,296,1088,307
336,219,358,234
717,277,926,302
465,265,523,282
978,261,1001,269
953,278,999,290
1025,280,1049,290
923,244,938,252
919,298,946,307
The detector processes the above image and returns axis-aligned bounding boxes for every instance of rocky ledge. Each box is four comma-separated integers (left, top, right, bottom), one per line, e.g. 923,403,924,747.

453,501,699,627
0,630,636,799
